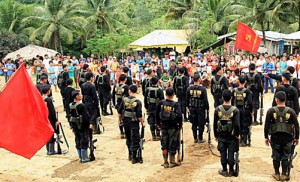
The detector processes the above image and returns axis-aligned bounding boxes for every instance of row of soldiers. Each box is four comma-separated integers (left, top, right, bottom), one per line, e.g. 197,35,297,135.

36,63,299,180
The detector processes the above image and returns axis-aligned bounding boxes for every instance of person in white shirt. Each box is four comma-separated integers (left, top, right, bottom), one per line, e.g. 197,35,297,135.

43,54,51,70
256,55,265,73
240,55,250,73
169,48,176,60
287,55,297,77
198,57,207,74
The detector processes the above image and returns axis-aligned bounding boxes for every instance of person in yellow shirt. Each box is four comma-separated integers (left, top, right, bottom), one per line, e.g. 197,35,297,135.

110,57,119,85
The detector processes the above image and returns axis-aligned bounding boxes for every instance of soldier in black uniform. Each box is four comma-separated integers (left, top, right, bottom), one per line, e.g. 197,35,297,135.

272,71,299,115
42,86,60,155
173,67,189,122
269,66,300,97
122,66,133,86
112,74,129,138
95,66,111,116
36,76,49,95
156,88,183,168
214,89,240,177
59,64,70,110
172,61,189,78
232,75,252,147
265,91,299,181
246,63,263,125
81,72,100,134
142,69,155,96
186,74,209,143
211,66,228,108
63,79,75,127
69,90,92,163
144,77,165,141
118,85,145,164
79,64,89,87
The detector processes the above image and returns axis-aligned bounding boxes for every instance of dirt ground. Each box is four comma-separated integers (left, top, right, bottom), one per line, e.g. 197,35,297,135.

0,76,299,182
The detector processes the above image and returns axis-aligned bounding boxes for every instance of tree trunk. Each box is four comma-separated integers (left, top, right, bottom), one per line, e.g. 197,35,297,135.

261,22,266,47
54,31,58,51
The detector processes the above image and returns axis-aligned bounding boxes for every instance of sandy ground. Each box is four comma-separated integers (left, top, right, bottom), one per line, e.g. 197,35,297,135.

0,76,299,182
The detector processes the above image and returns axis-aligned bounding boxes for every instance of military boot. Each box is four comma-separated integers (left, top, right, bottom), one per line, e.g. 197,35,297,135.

81,149,90,163
132,151,138,164
162,154,169,168
128,151,132,161
169,154,178,168
45,143,50,153
151,131,156,141
77,149,82,162
47,143,57,155
272,173,280,181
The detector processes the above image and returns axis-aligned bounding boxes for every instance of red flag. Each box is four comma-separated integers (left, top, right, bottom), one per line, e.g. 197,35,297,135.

235,21,262,54
0,64,54,159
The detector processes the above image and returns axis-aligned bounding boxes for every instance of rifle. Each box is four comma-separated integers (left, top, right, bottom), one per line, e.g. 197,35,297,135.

89,129,97,161
206,110,220,157
287,143,298,179
109,94,113,115
260,92,263,125
260,73,264,125
55,112,69,154
137,126,145,163
233,138,240,177
177,126,184,163
96,116,105,134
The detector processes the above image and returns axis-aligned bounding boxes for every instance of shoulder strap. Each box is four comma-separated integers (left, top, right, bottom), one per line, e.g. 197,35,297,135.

219,105,236,115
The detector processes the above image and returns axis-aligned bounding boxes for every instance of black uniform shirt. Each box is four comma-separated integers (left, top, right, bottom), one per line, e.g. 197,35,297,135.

210,75,228,95
246,72,263,95
45,97,57,127
231,87,253,112
112,83,129,106
156,99,183,129
213,105,240,141
117,96,143,124
186,85,209,111
69,102,91,130
81,82,98,108
264,106,299,144
173,74,189,97
95,73,111,93
272,84,299,114
144,86,164,112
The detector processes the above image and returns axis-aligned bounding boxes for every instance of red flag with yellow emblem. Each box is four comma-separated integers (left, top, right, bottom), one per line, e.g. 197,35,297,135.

235,21,262,54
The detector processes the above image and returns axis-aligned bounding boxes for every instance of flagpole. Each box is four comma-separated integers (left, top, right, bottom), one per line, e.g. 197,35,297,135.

0,63,25,93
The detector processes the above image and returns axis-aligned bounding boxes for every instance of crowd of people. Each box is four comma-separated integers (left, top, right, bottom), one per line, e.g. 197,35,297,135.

1,48,300,181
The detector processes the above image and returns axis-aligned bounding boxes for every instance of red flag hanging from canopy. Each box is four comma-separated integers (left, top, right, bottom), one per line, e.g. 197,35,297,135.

235,21,262,54
0,64,54,159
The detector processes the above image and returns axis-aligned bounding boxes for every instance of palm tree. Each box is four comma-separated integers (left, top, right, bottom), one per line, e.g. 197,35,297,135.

165,0,193,20
272,0,300,31
0,0,31,33
22,0,87,53
221,0,289,46
84,0,129,37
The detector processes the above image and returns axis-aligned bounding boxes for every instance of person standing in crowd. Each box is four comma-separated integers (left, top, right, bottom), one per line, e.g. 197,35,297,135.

42,86,60,155
162,53,170,71
156,88,182,168
187,74,209,143
214,89,240,177
58,64,70,110
144,77,164,141
173,67,189,122
211,66,228,107
69,90,92,163
265,91,299,181
67,61,75,87
122,66,133,86
112,74,129,138
81,72,100,134
272,71,299,115
262,57,275,93
144,52,152,64
48,61,58,92
95,66,111,116
232,76,252,146
64,79,75,127
5,59,15,81
118,85,145,164
246,63,263,125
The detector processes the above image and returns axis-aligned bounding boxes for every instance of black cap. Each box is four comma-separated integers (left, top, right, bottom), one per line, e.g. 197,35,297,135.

282,71,291,80
41,85,51,94
216,66,222,73
71,90,80,99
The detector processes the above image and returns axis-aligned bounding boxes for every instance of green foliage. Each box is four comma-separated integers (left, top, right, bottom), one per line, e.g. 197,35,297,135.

196,17,217,49
84,32,142,57
0,29,30,59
